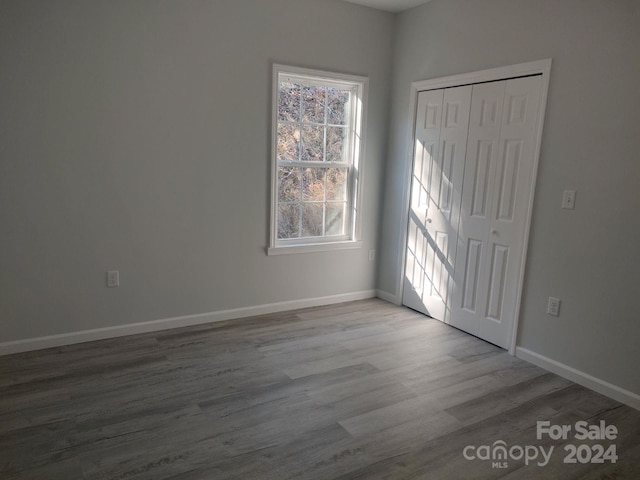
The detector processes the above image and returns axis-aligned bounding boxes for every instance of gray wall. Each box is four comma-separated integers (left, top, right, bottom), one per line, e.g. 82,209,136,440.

379,0,640,394
0,0,394,342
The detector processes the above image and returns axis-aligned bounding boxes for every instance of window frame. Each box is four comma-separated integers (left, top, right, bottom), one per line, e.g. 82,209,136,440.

268,64,368,255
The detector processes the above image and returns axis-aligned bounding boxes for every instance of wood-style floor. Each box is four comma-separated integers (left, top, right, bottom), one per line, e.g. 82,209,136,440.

1,299,639,479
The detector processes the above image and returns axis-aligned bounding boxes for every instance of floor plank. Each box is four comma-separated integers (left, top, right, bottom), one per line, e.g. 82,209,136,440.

1,299,638,479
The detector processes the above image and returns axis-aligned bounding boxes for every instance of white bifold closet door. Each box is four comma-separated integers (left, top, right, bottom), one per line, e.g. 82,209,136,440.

450,76,541,348
403,75,542,349
403,86,471,321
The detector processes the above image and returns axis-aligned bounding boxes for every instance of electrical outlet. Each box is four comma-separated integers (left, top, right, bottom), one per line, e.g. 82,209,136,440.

547,297,560,316
562,190,576,209
107,270,120,288
368,249,376,261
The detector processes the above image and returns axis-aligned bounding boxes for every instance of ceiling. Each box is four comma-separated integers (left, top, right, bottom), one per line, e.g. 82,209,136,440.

340,0,432,13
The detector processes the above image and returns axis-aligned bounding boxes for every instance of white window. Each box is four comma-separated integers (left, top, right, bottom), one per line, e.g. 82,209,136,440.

268,64,367,255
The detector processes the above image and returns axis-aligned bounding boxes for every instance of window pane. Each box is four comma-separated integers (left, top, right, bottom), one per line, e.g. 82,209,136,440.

277,124,300,161
278,82,301,122
302,86,326,124
278,204,300,239
327,88,350,125
326,126,347,163
301,125,324,162
301,204,323,237
326,167,348,201
326,202,346,236
273,67,365,249
278,167,300,202
302,167,325,202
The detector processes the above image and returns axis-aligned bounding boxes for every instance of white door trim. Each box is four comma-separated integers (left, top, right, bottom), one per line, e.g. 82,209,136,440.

397,59,552,355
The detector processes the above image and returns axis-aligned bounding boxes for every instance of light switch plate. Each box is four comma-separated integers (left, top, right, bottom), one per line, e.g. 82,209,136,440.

562,190,576,209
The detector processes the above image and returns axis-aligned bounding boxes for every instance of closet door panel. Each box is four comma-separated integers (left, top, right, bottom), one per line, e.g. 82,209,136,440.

403,89,445,316
478,75,542,347
403,86,471,321
450,81,505,335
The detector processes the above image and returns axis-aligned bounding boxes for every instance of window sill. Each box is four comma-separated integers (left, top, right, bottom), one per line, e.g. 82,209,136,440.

267,240,363,256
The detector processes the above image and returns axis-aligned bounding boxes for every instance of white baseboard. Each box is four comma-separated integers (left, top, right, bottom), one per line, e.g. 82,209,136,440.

376,289,401,305
516,347,640,411
0,290,376,356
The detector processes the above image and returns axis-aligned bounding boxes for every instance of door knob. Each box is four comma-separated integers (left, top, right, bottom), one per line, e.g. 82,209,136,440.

426,218,432,223
491,229,498,235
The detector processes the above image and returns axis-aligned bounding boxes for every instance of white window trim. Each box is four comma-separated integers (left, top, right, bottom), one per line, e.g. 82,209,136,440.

268,64,368,255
